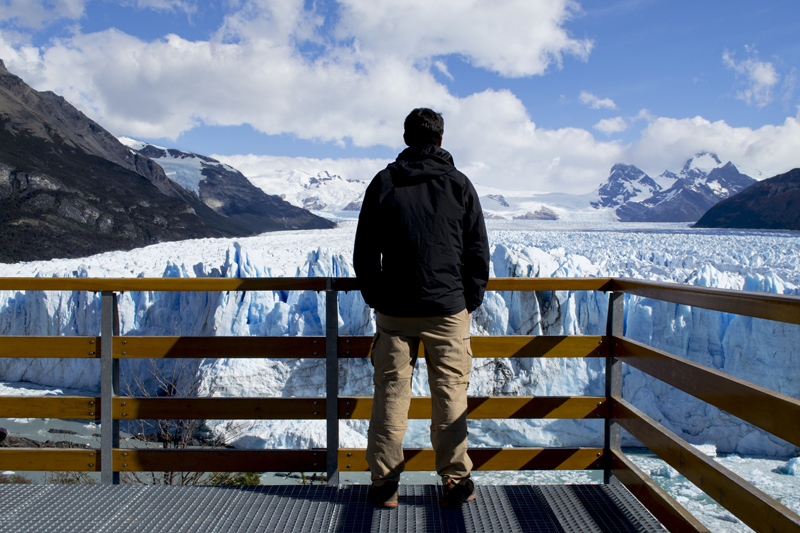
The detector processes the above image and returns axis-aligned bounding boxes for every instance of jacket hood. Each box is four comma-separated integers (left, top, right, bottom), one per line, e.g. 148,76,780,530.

391,145,456,179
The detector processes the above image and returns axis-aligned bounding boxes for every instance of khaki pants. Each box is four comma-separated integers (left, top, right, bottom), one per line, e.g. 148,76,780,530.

367,309,472,485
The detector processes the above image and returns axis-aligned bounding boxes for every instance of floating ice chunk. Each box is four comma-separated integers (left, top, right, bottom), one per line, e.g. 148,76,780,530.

779,457,800,476
676,483,705,498
692,443,717,457
707,511,739,523
650,465,681,478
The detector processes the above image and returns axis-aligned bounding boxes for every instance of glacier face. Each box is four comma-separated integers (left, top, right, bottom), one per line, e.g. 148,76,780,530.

0,220,798,456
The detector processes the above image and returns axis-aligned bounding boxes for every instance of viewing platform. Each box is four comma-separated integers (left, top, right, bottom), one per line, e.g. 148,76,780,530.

2,483,666,532
1,276,799,532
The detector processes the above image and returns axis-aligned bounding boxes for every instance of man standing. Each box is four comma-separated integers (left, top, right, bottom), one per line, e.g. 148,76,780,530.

353,108,490,509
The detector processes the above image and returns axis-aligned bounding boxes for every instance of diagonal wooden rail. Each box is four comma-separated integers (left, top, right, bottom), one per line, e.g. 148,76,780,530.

1,276,799,533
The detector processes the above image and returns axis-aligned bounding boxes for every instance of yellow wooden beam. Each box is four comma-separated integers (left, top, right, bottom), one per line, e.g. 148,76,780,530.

113,449,323,472
0,336,100,358
338,396,607,420
611,450,710,533
616,336,800,448
339,447,604,471
112,397,325,420
0,396,99,419
615,399,800,533
0,449,100,471
113,336,324,359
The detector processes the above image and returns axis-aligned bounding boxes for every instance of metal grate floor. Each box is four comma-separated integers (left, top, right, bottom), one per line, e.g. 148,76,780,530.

0,484,668,533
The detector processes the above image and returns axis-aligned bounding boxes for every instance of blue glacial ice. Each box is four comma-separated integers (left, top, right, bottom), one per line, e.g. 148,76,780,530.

0,222,799,456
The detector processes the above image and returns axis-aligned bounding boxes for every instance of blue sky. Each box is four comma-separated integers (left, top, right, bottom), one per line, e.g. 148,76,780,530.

1,0,798,192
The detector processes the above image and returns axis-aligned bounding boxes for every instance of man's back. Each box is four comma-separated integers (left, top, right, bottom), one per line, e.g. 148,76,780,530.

353,144,488,317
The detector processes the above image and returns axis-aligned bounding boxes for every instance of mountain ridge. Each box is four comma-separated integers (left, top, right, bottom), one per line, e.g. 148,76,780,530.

121,139,336,234
236,152,758,224
590,153,756,222
0,60,333,262
695,168,800,230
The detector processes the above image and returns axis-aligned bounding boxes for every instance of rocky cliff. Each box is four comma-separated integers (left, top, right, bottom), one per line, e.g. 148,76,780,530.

695,168,800,230
0,60,333,262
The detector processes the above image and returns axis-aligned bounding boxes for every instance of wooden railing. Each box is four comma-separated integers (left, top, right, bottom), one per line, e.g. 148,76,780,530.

0,276,799,533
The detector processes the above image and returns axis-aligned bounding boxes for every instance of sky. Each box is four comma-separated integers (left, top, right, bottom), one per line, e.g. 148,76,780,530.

1,0,799,193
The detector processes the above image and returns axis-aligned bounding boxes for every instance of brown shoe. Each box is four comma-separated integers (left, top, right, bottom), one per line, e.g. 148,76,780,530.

368,480,399,508
440,478,476,509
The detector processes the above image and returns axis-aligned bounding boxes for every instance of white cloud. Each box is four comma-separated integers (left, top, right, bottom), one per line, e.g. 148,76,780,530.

1,1,798,194
434,60,453,81
579,90,616,110
627,113,800,180
0,0,85,29
0,0,199,31
439,89,625,192
0,0,592,148
723,48,780,108
633,108,654,122
119,0,198,14
593,116,627,135
781,67,797,105
334,0,593,77
223,110,800,191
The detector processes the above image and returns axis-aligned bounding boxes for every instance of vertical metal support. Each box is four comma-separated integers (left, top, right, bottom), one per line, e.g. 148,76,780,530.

100,291,120,485
604,291,624,484
325,279,340,486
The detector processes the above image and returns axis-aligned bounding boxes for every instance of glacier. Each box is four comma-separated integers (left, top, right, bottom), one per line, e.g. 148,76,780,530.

0,219,799,457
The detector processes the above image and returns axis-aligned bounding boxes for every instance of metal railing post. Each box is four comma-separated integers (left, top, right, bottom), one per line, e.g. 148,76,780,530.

325,279,340,485
604,290,624,484
100,291,120,485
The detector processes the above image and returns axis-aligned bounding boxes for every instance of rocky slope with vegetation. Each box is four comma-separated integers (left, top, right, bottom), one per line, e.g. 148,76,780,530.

0,60,333,263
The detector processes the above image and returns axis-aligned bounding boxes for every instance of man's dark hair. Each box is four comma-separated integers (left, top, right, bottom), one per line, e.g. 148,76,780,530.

404,108,444,147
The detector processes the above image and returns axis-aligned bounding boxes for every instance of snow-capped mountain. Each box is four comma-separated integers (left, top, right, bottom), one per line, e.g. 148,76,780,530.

590,164,661,209
120,139,335,234
215,151,755,225
592,153,756,222
245,169,368,212
473,154,756,223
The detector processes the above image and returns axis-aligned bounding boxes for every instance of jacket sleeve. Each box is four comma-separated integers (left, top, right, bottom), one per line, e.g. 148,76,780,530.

353,175,383,309
461,179,490,312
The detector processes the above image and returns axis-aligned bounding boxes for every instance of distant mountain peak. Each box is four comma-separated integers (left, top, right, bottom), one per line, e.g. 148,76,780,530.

610,162,645,174
587,153,756,222
123,139,335,232
590,163,661,209
243,167,367,212
683,152,723,175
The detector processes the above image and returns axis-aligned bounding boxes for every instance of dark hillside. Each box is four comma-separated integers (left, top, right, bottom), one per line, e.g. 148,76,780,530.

0,122,219,262
694,168,800,230
0,60,335,262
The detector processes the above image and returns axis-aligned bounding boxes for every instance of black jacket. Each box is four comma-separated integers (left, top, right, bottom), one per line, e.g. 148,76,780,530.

353,145,490,317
